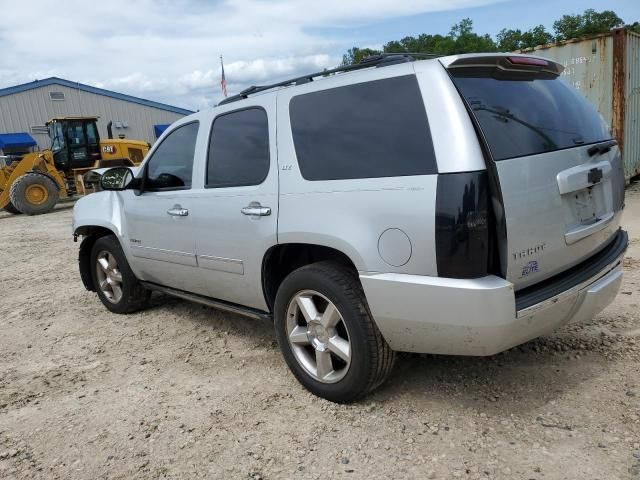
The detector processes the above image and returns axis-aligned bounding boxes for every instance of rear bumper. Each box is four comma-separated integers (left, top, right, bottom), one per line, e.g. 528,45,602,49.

360,230,627,356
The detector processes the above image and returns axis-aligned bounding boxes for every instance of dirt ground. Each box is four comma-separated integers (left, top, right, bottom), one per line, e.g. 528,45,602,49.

0,185,639,480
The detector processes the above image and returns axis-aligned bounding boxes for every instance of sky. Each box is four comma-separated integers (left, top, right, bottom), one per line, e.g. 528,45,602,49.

0,0,637,111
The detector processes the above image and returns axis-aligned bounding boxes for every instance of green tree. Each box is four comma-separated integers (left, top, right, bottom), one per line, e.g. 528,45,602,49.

552,13,583,41
449,18,474,38
497,25,553,51
383,34,455,55
342,18,496,65
582,9,624,35
448,18,497,53
341,47,381,66
341,9,636,65
497,28,523,51
520,25,553,49
553,9,623,41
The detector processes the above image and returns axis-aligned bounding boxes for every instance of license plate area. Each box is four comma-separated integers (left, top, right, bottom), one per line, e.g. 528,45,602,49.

556,160,614,245
566,183,609,226
572,188,597,224
562,182,614,244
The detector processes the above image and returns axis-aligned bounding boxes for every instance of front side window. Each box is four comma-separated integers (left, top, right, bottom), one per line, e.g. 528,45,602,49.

49,122,64,152
146,122,199,190
207,108,269,188
289,75,437,181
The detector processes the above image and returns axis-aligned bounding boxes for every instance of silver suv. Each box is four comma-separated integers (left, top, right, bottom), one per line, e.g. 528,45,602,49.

73,53,628,402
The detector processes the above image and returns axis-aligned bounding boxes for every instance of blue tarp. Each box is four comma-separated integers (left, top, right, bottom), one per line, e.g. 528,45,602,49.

0,132,37,149
154,124,170,138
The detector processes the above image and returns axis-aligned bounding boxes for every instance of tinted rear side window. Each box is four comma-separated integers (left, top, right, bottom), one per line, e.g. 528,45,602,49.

207,108,270,188
451,73,610,161
289,75,437,180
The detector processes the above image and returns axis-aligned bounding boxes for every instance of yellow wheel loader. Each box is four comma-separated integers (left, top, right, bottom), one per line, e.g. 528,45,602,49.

0,117,150,215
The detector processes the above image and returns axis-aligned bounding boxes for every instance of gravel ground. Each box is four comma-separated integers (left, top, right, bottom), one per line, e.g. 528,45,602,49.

1,184,639,480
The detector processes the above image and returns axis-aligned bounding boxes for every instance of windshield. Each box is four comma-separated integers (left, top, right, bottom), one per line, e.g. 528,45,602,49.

451,73,611,161
48,122,64,152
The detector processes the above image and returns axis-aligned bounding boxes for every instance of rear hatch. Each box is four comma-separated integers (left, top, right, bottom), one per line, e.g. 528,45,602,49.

444,55,625,290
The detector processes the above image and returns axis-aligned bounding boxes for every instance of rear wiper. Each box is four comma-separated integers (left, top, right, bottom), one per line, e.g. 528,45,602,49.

587,139,617,157
475,106,557,149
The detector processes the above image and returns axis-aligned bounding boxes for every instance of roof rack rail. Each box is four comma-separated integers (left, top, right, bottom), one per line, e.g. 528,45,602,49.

217,52,443,106
362,52,444,62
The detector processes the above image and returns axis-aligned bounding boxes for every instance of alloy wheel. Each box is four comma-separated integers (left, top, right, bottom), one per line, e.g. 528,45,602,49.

286,290,352,383
95,250,123,304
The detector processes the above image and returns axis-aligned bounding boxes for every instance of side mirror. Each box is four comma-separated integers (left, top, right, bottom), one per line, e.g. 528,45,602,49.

99,167,135,191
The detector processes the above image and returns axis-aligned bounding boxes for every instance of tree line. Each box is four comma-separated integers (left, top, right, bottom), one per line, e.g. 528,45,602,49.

342,9,640,65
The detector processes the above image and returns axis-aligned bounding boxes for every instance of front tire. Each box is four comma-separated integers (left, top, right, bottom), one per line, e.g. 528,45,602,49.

3,201,21,214
9,173,59,215
274,261,395,402
90,235,150,314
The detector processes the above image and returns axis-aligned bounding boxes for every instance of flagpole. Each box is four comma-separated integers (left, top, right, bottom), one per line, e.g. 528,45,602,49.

220,55,228,98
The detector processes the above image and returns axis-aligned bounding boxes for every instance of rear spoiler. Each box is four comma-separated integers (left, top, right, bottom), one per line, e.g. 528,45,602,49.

441,54,564,77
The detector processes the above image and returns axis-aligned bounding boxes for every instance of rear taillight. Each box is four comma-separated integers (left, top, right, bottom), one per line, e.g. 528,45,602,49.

435,171,490,278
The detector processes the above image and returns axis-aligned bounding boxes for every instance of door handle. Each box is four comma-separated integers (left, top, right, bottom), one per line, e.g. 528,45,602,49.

167,205,189,217
241,203,271,217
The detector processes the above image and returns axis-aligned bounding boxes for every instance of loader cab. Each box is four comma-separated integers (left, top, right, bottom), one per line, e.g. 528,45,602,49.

47,117,101,170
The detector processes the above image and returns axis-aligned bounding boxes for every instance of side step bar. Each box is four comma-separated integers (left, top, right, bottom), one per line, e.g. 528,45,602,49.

141,281,272,322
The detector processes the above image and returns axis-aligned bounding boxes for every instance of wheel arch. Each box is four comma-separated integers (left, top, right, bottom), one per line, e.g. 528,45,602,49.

73,189,131,290
261,243,361,313
76,225,118,292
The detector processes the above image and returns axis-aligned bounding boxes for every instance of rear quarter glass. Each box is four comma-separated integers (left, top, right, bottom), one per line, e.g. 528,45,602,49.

451,73,611,161
289,75,437,180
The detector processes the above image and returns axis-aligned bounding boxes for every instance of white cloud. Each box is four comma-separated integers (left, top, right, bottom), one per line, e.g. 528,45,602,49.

95,74,169,94
0,0,501,110
179,54,334,89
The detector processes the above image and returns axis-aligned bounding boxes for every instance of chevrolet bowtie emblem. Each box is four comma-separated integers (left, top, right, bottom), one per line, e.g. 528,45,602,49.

588,167,603,184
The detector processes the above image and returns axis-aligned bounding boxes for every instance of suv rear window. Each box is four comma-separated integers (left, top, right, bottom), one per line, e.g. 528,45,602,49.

451,73,610,161
289,75,437,180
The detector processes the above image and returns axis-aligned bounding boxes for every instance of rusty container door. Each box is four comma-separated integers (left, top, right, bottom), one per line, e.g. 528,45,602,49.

624,30,640,179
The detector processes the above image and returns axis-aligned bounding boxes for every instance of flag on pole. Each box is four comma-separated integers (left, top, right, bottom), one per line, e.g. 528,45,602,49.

220,55,228,98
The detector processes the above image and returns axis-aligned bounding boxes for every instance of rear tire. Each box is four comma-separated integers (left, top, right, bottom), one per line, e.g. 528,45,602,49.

90,235,150,314
274,261,395,402
3,201,21,214
9,173,59,215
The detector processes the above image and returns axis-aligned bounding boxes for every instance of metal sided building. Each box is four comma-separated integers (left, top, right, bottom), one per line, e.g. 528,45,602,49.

519,28,640,180
0,77,193,154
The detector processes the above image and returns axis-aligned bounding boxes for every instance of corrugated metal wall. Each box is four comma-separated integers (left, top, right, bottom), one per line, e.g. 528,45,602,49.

0,84,186,148
625,31,640,178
